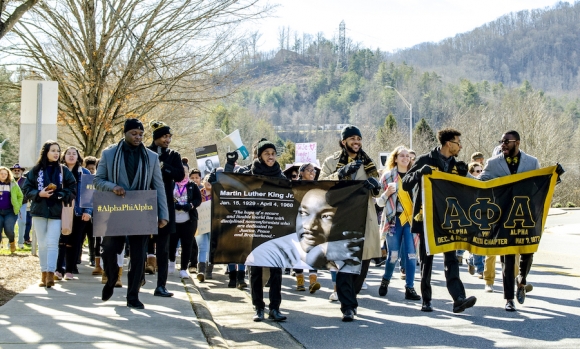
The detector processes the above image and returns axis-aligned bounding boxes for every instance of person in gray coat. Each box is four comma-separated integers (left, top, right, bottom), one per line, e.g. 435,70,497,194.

94,119,169,309
479,130,539,312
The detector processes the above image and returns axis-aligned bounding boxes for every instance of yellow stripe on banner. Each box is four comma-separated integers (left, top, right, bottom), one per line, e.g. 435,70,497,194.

422,166,558,256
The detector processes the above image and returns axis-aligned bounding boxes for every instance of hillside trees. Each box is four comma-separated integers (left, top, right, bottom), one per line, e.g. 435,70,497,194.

7,0,271,156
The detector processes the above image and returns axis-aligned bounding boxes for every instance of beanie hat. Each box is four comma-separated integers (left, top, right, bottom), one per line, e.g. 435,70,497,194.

124,118,144,133
341,125,362,140
257,138,276,158
149,120,171,140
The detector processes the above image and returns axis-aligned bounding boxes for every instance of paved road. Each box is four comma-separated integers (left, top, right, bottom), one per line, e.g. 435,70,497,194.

199,209,580,348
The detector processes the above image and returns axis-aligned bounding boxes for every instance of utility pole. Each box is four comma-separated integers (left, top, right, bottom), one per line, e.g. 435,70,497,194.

0,138,8,166
338,20,346,69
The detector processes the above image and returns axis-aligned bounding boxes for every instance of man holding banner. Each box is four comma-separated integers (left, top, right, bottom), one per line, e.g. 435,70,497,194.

320,125,381,322
479,130,539,311
94,119,169,309
402,128,477,314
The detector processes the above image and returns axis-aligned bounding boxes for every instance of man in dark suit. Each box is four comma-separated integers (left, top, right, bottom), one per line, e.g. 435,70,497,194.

147,121,185,298
94,119,169,309
479,130,540,312
402,128,477,314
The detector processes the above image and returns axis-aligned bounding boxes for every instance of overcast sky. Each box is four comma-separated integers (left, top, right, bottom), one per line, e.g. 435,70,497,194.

252,0,566,52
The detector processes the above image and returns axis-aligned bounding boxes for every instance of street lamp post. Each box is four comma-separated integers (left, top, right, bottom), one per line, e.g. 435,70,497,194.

386,86,412,150
0,138,8,167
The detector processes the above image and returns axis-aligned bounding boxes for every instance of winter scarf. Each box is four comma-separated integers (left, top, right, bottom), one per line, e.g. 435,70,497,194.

335,148,379,180
112,139,150,190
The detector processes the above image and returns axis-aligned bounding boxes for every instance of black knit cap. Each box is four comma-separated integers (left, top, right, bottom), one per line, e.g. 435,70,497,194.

149,120,171,140
124,118,144,133
257,138,276,158
341,125,362,140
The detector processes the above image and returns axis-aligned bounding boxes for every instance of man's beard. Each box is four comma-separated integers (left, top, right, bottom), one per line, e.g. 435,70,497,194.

345,144,360,155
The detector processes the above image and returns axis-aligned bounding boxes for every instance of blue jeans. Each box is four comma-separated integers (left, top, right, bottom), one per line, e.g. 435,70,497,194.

228,263,246,272
195,233,210,263
468,253,484,274
32,217,61,272
17,204,32,245
0,210,18,243
383,217,416,288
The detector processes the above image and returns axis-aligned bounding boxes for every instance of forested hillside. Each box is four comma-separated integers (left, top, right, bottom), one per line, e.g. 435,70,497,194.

389,1,580,93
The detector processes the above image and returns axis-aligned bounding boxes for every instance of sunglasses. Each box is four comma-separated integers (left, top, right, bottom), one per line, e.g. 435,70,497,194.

498,139,517,145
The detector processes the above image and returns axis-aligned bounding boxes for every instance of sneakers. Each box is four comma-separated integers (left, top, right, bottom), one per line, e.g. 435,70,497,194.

405,287,421,301
64,272,74,280
168,261,176,274
452,296,477,313
485,284,494,293
329,292,339,301
505,300,516,312
516,276,526,304
253,308,265,322
378,278,389,297
342,309,355,322
268,309,287,322
54,271,63,280
179,270,189,279
400,268,406,280
361,281,368,290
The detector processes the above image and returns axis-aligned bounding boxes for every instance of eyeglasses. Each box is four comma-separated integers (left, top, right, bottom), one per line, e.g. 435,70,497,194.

302,168,316,173
449,140,461,146
498,139,517,145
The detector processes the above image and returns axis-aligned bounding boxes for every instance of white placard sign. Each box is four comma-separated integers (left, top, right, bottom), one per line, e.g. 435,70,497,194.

196,200,211,236
295,142,317,163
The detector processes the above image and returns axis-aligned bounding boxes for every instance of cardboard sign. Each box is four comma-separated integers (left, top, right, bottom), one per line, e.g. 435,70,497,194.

295,142,317,163
79,174,95,208
93,190,158,237
196,201,211,236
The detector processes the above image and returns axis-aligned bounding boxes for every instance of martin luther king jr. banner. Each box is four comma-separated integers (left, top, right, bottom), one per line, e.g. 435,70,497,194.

210,173,369,274
422,166,558,256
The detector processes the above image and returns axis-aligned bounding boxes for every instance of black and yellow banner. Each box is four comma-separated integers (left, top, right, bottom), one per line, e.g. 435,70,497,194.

422,166,558,256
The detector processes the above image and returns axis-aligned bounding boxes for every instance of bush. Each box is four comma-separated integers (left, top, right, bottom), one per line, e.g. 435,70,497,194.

553,203,562,208
566,202,576,208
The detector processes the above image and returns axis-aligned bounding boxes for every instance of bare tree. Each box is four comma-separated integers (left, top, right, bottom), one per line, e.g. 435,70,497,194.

0,0,39,40
7,0,272,156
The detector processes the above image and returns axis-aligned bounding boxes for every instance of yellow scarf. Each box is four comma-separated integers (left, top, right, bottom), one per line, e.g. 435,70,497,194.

397,174,414,226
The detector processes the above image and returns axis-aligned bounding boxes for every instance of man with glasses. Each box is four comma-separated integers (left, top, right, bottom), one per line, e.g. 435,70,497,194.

402,128,477,313
479,130,539,311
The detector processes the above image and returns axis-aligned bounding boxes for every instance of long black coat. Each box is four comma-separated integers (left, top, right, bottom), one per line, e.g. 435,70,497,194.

148,145,185,233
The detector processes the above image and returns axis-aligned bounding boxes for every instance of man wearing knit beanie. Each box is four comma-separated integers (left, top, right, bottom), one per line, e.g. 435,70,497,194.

146,120,185,297
319,124,382,322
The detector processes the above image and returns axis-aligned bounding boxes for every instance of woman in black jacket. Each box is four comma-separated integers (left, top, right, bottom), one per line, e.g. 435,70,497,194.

169,164,202,279
223,138,287,323
22,140,77,288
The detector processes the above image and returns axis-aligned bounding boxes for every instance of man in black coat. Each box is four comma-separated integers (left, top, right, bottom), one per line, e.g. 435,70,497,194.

402,128,476,313
147,120,185,297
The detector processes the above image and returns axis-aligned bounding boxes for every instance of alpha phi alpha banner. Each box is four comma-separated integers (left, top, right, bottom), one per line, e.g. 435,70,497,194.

422,166,558,256
210,173,369,274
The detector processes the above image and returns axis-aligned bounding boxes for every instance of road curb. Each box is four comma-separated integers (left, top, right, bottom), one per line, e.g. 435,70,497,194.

182,277,229,349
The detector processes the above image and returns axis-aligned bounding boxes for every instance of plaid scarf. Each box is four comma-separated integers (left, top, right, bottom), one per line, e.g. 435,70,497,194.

335,148,378,180
112,140,150,190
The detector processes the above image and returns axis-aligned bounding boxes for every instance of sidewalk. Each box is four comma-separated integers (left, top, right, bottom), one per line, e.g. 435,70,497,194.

0,261,210,348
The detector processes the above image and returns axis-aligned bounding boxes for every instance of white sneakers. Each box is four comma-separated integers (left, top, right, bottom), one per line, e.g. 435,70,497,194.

168,261,176,273
485,284,494,293
179,270,189,279
361,281,368,290
329,292,339,301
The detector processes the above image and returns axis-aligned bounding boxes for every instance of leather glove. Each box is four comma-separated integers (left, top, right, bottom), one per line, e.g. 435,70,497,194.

363,177,381,196
208,168,217,184
556,162,565,184
420,165,432,175
338,160,362,179
455,161,469,176
226,151,238,165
